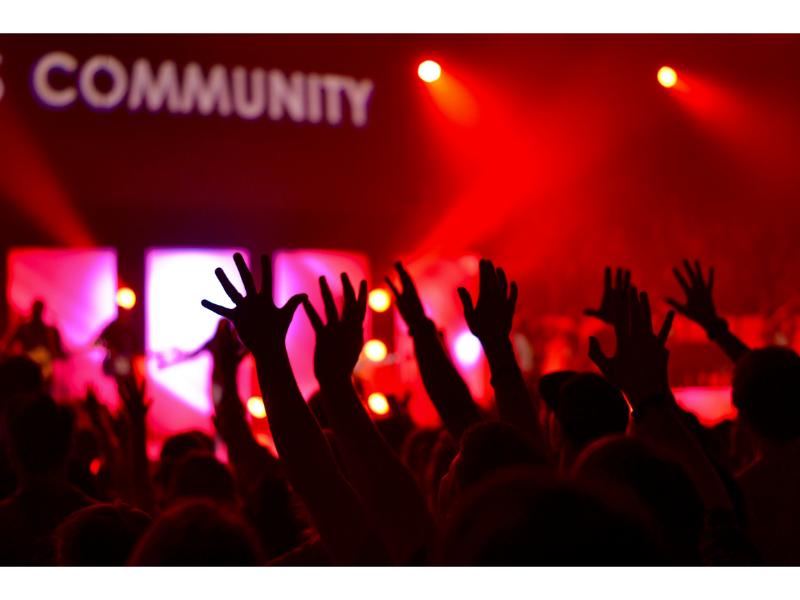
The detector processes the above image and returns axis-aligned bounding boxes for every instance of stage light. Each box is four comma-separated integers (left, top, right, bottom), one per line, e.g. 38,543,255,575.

367,392,390,416
657,66,678,89
364,339,388,362
368,288,392,312
454,331,482,367
418,60,442,83
89,457,103,476
116,286,137,310
247,395,267,419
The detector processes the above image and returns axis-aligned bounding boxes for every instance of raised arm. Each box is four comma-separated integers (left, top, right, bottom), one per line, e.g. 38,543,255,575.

115,373,155,514
386,262,481,441
212,335,279,487
457,259,543,451
303,273,434,564
588,284,733,513
202,253,385,564
666,259,750,363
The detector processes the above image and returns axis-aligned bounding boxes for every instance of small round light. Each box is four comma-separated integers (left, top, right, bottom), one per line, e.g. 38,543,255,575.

368,288,392,313
364,339,388,362
367,392,390,416
116,287,136,310
247,396,267,419
454,331,482,367
657,66,678,89
418,60,442,83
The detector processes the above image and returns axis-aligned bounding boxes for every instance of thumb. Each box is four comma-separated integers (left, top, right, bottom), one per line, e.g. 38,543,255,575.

282,293,307,319
588,336,611,376
457,287,475,322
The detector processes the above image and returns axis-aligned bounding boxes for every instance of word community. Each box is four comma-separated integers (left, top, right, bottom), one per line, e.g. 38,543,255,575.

31,51,375,127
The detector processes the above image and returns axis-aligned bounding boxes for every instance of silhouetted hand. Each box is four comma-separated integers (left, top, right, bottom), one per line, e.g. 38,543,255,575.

584,266,632,324
202,253,306,356
666,259,720,331
116,373,150,423
589,286,675,409
385,262,427,330
457,258,518,344
303,274,368,385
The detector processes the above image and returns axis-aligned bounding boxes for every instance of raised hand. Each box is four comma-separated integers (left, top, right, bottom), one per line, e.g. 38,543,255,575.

666,259,720,330
584,266,632,324
117,373,150,423
457,258,518,344
385,262,428,330
303,273,368,384
589,286,675,410
202,253,306,355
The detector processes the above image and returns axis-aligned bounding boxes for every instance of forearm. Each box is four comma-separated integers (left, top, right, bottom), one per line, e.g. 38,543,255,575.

481,335,543,448
128,422,155,513
410,318,482,440
632,393,732,512
704,318,750,363
318,375,435,563
253,347,385,564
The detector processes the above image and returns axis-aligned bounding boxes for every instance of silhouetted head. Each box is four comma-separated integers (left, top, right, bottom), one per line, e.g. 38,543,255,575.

401,427,441,484
439,421,546,515
437,467,659,565
129,499,264,565
31,299,45,321
573,435,704,564
0,356,43,419
55,502,151,566
7,395,74,478
733,347,800,442
154,430,216,490
165,451,237,507
242,472,307,561
556,373,630,450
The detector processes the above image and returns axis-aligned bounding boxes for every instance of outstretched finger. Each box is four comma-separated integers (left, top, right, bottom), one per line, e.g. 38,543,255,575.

385,276,401,299
234,252,256,297
357,280,368,321
319,276,339,323
282,293,307,321
260,255,274,302
457,287,476,322
639,291,653,335
508,281,518,315
657,310,676,345
395,262,416,294
201,299,234,319
302,297,325,333
672,267,691,294
497,267,508,298
707,266,715,293
604,266,612,292
341,272,356,309
588,336,611,377
215,268,243,305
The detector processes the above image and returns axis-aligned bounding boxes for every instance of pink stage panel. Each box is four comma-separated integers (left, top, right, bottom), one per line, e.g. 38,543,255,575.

273,250,371,399
145,248,254,438
6,247,118,402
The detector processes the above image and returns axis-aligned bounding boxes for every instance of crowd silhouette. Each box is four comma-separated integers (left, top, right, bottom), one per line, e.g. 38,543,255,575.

0,252,798,565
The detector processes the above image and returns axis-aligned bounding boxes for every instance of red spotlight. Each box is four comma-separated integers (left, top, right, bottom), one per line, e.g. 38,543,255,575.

418,60,442,83
657,66,678,89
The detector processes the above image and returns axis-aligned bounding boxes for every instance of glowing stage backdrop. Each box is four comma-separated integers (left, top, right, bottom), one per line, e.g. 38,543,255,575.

6,247,118,402
145,248,255,438
273,249,371,399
